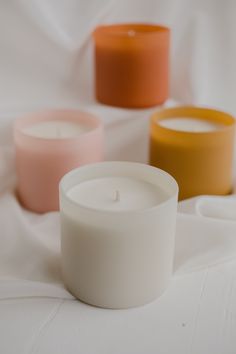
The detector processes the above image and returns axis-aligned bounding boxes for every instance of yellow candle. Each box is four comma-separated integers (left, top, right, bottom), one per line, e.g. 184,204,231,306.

149,106,235,200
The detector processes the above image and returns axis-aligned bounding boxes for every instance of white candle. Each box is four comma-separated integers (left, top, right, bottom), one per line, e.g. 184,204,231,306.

60,162,178,309
67,177,167,211
159,117,222,132
22,120,91,139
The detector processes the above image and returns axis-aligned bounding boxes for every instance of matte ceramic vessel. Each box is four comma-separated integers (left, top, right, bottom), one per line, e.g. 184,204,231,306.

150,106,235,200
14,109,104,213
60,162,178,309
93,23,170,108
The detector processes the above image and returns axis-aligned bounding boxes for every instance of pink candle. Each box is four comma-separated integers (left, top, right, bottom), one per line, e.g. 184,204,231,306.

14,109,104,213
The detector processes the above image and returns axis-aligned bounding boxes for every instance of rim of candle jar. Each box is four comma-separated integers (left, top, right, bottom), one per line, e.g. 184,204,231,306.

14,109,104,144
93,23,170,46
59,161,178,217
151,106,235,145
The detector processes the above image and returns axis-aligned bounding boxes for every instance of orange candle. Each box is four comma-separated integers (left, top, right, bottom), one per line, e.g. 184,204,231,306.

93,23,170,108
149,106,235,200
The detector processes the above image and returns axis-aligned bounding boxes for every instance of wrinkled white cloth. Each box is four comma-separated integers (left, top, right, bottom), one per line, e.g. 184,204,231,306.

1,1,236,353
1,188,236,300
1,0,236,113
0,101,236,300
176,197,236,273
0,0,236,302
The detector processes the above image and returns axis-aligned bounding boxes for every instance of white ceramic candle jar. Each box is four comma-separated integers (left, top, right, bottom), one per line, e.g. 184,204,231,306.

60,161,178,309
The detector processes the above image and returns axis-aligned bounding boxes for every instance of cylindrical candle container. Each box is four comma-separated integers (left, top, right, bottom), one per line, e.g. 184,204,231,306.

14,109,104,213
93,23,170,108
149,106,235,200
60,161,178,309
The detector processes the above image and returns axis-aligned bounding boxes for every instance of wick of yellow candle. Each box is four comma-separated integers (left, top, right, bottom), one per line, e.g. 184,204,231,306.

114,190,120,202
56,125,61,138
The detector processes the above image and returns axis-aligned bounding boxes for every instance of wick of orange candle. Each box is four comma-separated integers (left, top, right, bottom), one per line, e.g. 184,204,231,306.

127,30,136,37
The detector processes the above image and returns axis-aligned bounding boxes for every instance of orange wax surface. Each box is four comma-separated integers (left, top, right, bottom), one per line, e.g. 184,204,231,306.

93,24,170,108
149,106,235,200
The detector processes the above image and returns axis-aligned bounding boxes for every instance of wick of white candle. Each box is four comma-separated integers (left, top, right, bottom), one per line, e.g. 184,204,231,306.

114,190,120,202
128,30,136,37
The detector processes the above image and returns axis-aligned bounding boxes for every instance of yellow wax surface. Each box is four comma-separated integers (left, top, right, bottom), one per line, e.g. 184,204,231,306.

158,117,222,132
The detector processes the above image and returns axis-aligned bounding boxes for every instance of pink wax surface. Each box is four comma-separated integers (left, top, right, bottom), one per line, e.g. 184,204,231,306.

14,109,104,213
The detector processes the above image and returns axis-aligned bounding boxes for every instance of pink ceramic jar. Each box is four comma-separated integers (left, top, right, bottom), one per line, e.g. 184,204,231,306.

14,109,104,213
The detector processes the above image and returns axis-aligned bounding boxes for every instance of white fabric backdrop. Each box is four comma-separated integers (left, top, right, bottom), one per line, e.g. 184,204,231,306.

1,0,236,113
1,1,236,353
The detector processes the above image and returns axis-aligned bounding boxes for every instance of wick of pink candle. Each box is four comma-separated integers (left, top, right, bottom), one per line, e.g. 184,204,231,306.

114,190,120,202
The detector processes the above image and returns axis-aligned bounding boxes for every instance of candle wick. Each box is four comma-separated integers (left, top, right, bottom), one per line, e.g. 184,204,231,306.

56,125,61,138
114,190,120,202
128,30,136,37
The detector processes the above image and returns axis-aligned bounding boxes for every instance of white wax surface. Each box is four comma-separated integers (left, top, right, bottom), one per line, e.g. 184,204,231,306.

22,120,91,139
158,117,222,132
67,177,168,212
